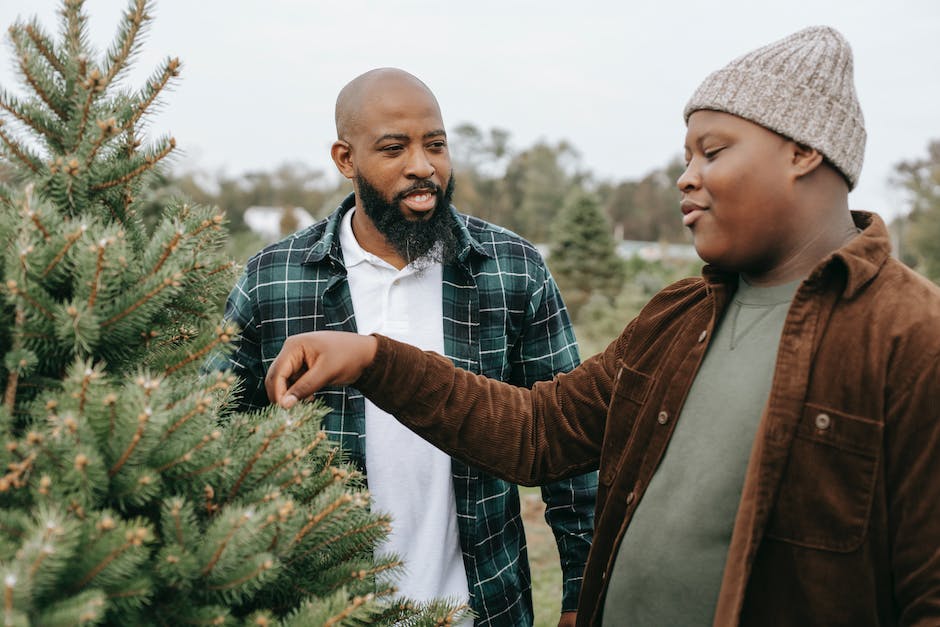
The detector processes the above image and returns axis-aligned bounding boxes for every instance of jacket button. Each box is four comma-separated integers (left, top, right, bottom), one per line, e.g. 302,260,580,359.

626,491,635,505
815,413,831,430
657,411,669,425
698,330,707,342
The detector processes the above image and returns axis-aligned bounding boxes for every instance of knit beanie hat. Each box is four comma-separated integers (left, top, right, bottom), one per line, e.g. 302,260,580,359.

684,26,866,189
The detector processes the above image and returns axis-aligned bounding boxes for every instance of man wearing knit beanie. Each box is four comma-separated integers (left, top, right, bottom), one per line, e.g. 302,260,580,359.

263,26,940,626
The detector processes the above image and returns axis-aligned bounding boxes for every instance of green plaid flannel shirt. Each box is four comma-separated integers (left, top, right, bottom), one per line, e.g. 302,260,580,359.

213,195,596,624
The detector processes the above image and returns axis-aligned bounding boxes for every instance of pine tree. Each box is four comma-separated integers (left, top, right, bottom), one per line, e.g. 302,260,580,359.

548,188,626,321
0,1,467,625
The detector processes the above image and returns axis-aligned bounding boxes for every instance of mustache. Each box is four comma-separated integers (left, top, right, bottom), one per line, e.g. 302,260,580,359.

395,180,441,201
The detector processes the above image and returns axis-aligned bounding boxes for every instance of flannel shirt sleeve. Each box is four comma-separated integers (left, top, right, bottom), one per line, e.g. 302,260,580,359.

511,265,597,613
206,264,270,413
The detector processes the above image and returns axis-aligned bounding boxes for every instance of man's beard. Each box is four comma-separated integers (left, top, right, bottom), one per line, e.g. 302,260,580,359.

356,172,458,267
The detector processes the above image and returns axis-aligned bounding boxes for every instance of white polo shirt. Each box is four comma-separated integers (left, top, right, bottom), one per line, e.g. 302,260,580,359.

339,208,470,610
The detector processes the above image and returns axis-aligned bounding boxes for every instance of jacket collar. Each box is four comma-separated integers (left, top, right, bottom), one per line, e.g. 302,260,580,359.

700,210,892,300
301,192,491,266
822,211,892,299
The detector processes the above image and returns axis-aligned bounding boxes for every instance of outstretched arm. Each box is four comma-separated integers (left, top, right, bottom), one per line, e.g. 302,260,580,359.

266,330,617,486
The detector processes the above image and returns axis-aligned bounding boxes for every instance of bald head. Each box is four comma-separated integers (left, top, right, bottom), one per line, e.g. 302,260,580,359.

335,68,441,141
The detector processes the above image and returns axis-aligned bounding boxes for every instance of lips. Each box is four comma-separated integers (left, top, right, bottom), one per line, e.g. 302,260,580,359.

399,185,439,213
402,191,435,212
680,199,708,227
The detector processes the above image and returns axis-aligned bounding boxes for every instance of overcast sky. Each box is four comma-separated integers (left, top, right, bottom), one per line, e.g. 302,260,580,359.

2,0,939,221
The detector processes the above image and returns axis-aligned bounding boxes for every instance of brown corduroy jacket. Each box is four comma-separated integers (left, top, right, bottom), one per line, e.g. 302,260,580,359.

356,212,940,626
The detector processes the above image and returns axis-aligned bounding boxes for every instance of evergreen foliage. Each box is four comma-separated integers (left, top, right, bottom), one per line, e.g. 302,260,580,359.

548,188,626,320
894,140,940,283
0,1,467,625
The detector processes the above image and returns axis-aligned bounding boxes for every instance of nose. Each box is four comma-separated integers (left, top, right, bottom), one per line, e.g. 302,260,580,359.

404,147,435,180
676,160,699,192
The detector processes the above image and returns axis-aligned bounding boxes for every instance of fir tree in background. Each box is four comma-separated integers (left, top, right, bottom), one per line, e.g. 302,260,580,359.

548,188,626,321
0,1,466,625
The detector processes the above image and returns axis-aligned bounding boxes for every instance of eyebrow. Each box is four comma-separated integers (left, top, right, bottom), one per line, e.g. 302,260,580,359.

373,129,447,146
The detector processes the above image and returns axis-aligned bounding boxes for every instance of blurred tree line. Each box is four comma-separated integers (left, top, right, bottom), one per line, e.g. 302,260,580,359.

893,140,940,283
6,128,934,356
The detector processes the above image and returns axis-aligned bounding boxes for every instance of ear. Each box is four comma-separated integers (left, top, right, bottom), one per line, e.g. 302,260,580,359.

331,140,355,180
791,142,824,179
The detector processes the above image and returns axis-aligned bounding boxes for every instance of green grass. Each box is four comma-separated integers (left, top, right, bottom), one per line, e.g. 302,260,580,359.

520,485,563,627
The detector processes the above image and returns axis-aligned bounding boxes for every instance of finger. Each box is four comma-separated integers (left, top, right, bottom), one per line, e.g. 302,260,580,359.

284,363,334,408
265,341,309,405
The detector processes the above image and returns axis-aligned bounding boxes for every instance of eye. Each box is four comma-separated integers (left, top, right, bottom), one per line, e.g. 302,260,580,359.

427,140,447,152
380,144,404,155
703,146,725,160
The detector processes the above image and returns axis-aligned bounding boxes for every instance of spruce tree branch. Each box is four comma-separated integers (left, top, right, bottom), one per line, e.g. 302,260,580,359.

6,282,54,320
155,430,218,473
203,260,237,279
152,231,181,276
103,0,149,86
290,494,352,549
73,534,142,590
121,187,134,217
105,395,118,437
286,518,389,567
1,91,57,144
16,54,66,120
3,573,14,615
324,595,373,627
226,423,287,503
42,226,86,278
3,371,18,415
163,373,231,412
105,586,149,600
159,399,211,442
126,58,180,131
139,220,225,299
163,335,225,378
0,125,43,174
100,271,180,328
169,502,185,545
24,206,52,241
82,117,118,168
28,524,57,582
107,410,150,477
253,431,326,490
206,558,273,591
73,90,95,152
180,458,228,482
87,241,107,309
0,451,35,492
63,0,90,61
329,561,398,593
200,512,249,576
25,23,66,77
77,370,93,414
90,138,175,191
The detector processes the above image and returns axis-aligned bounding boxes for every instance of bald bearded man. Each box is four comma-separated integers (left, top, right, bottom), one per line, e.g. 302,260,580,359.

210,68,597,627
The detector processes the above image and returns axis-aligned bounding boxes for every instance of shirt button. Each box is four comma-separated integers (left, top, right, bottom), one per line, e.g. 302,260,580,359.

698,330,707,343
657,411,669,425
626,491,635,505
815,413,831,430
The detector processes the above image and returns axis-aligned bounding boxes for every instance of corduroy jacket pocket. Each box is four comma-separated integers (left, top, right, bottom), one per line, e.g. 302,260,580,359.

765,402,883,552
599,362,652,487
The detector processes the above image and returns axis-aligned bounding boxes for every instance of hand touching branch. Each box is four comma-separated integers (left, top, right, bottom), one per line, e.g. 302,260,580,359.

264,331,378,409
